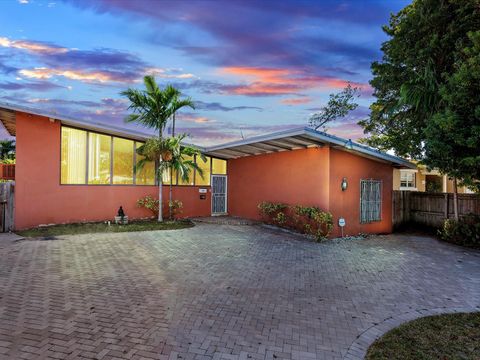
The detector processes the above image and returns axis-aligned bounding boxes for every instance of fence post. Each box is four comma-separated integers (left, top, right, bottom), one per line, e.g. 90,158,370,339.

444,193,449,220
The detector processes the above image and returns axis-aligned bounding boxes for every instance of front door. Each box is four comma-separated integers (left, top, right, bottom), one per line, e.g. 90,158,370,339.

211,175,227,215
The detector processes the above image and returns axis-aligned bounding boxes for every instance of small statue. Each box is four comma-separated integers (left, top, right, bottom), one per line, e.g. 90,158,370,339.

117,206,125,218
115,206,128,224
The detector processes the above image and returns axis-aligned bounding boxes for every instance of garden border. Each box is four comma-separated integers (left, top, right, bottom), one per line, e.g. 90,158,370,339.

343,305,480,360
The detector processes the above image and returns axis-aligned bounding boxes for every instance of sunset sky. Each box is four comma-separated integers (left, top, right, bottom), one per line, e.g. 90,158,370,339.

0,0,408,145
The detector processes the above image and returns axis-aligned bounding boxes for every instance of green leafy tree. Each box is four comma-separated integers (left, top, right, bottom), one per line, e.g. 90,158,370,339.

121,76,194,221
0,140,15,161
425,31,480,197
309,84,359,131
359,0,480,218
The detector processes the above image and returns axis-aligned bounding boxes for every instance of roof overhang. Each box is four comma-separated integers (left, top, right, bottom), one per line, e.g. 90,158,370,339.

204,127,416,169
0,101,156,142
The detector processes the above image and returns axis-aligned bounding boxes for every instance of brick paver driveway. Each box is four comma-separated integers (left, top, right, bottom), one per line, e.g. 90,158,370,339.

0,224,479,360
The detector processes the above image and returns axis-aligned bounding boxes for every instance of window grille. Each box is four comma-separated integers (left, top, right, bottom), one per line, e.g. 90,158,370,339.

360,179,382,223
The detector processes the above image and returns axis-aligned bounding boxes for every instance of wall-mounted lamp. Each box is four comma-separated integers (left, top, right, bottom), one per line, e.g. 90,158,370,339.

341,177,348,191
344,139,353,150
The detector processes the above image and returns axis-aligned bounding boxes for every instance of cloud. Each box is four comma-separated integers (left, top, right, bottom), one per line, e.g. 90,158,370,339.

177,113,215,124
0,37,68,55
0,56,17,75
18,67,138,83
194,100,262,112
0,80,66,91
67,0,394,79
2,36,196,84
281,97,312,105
219,66,361,96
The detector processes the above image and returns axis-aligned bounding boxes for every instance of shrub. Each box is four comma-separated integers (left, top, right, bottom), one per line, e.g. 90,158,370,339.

258,201,288,226
258,201,333,241
137,195,159,217
438,214,480,248
168,200,183,220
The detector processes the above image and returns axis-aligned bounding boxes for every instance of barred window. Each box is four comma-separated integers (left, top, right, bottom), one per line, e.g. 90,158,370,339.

360,179,382,223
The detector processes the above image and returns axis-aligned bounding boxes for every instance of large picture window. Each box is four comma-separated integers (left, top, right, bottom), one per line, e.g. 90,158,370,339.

88,133,111,184
113,137,134,184
195,155,211,186
212,158,227,175
360,179,382,223
61,127,87,184
135,142,156,185
178,155,195,185
60,126,224,186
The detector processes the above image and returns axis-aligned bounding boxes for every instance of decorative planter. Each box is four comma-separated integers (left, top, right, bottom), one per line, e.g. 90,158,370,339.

114,216,129,225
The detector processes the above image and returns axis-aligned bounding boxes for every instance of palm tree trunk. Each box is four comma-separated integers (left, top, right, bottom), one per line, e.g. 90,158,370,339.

168,113,176,220
158,126,163,222
158,156,163,222
453,177,459,221
169,168,173,220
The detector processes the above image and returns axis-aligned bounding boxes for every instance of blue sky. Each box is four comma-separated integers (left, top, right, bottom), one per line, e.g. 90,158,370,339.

0,0,408,145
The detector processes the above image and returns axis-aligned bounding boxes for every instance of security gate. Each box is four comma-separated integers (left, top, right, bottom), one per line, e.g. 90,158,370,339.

211,175,227,215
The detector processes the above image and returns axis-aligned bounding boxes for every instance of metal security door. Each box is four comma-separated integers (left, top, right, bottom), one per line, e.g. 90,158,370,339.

211,175,227,215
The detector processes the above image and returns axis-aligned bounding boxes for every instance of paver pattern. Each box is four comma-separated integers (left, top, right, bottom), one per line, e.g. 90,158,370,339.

0,224,479,360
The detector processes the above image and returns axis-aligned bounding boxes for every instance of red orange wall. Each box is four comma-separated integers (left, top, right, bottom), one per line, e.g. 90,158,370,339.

227,145,393,237
14,113,211,229
228,147,331,219
328,148,393,237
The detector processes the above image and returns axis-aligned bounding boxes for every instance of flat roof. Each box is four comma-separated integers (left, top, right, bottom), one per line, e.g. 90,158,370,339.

0,102,415,168
204,127,415,168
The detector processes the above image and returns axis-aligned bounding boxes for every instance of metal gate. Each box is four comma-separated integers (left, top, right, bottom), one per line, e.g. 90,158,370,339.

211,175,227,215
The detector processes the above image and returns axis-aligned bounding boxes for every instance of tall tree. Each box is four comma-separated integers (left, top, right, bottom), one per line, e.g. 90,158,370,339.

121,76,193,221
168,90,195,220
309,84,359,131
359,0,480,218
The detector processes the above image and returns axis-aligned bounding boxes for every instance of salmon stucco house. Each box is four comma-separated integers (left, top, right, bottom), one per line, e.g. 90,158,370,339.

0,103,414,237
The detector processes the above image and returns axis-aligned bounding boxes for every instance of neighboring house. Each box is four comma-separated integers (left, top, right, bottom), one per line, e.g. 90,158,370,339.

393,165,475,194
0,102,414,237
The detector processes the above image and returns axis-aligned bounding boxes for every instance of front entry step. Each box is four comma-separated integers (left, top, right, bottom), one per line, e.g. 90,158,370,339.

191,216,259,226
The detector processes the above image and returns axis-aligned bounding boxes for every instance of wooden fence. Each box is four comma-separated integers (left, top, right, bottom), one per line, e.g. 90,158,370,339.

0,182,14,232
0,164,15,180
393,190,480,228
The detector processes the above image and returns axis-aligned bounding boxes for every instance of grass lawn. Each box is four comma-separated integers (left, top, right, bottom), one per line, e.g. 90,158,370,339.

17,219,194,238
366,312,480,360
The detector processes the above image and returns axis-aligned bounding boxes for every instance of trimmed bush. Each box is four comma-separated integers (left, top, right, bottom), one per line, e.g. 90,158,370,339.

137,195,159,217
258,201,333,241
438,214,480,248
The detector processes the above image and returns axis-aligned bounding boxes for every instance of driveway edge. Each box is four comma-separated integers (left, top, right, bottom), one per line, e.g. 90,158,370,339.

343,305,480,360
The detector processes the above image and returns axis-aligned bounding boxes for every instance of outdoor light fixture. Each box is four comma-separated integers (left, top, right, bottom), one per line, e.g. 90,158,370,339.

344,139,353,150
341,177,348,191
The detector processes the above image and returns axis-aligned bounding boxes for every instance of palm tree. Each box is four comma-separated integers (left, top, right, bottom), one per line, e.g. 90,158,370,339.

167,89,195,219
121,76,193,221
135,134,204,219
164,134,204,219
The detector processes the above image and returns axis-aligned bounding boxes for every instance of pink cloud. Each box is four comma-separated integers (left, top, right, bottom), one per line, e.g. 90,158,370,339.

0,37,68,55
281,97,312,105
219,66,366,97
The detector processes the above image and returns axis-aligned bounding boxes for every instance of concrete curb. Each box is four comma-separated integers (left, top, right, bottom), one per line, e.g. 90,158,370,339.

343,305,480,360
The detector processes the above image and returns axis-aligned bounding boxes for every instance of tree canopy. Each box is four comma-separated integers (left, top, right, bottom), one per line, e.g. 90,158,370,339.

359,0,480,190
